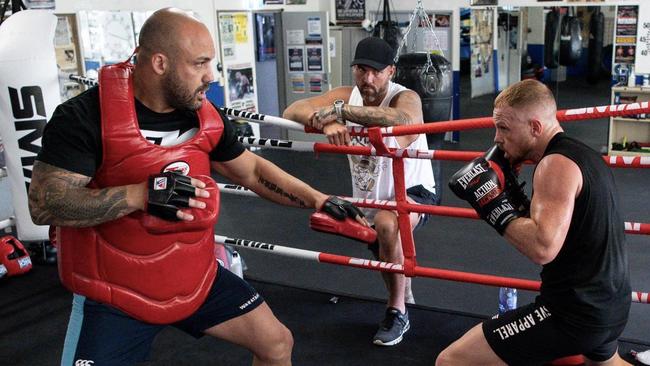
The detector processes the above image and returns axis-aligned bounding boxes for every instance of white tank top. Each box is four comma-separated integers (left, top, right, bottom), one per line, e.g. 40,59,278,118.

347,81,436,222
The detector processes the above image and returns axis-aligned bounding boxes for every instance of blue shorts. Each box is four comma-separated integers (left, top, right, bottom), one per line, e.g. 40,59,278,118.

367,185,437,256
61,264,264,366
483,300,626,365
405,184,438,230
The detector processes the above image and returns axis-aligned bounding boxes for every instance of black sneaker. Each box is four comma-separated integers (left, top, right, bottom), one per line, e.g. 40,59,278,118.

373,307,410,346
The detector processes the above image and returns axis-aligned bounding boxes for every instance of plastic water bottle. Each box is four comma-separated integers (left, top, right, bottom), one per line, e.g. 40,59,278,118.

229,250,244,279
498,287,518,314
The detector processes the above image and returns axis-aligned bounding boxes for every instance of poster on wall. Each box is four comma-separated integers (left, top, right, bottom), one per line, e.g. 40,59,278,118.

635,4,650,74
309,74,323,93
286,29,304,45
616,6,638,36
615,45,636,64
219,14,235,45
227,64,256,112
307,16,321,37
612,5,639,84
234,14,249,43
470,8,494,98
256,13,276,61
335,0,365,25
291,75,305,93
435,14,450,27
288,46,305,72
306,45,323,71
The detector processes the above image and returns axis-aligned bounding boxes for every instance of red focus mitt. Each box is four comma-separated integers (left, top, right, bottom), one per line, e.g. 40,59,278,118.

310,212,377,244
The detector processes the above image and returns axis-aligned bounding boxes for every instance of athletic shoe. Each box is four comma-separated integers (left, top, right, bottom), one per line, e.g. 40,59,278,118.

373,307,410,346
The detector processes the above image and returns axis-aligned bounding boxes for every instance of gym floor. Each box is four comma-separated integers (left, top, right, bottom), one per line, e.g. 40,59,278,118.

1,76,649,365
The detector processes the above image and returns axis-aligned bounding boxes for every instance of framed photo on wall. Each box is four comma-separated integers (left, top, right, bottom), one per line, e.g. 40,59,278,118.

335,0,365,25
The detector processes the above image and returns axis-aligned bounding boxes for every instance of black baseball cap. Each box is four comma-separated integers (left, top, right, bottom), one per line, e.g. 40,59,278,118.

350,37,396,70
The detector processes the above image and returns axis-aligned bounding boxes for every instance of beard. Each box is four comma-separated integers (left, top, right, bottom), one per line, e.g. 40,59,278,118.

360,83,386,104
162,70,209,111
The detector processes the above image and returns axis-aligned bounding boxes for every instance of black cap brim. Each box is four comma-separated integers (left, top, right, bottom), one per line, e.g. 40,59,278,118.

350,58,391,70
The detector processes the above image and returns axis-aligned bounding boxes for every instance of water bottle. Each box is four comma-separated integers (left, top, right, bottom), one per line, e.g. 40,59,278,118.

628,66,636,87
498,287,518,314
229,249,244,279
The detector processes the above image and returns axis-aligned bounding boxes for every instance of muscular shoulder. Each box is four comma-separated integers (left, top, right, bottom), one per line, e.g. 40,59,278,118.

329,86,354,102
391,89,421,105
389,89,423,123
535,154,582,198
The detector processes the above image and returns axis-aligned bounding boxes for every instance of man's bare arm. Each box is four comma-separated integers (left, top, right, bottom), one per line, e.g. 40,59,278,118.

503,155,581,265
282,86,353,126
213,150,327,209
28,161,146,227
342,90,423,127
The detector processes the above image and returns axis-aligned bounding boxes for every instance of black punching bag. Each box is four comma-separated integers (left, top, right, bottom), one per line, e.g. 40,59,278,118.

373,0,401,51
559,14,582,66
544,9,561,69
587,9,604,84
394,53,452,204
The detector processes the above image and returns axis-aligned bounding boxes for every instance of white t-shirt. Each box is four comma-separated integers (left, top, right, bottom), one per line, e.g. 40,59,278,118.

347,81,436,222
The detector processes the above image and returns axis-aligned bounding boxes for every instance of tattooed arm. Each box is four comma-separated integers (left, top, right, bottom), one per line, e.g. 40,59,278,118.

342,90,423,127
333,89,423,147
212,150,327,209
282,86,353,128
28,161,147,227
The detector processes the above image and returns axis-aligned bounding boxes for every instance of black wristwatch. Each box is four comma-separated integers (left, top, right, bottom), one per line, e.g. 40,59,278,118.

333,99,345,123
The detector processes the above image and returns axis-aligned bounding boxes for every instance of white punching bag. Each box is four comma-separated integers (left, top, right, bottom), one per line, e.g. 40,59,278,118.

0,10,59,241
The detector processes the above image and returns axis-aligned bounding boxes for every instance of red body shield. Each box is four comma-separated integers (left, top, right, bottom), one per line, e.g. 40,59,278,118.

58,62,224,324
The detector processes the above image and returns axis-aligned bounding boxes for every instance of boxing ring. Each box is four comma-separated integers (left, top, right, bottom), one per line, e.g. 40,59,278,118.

57,72,650,305
37,74,650,364
219,103,650,364
0,11,647,365
215,102,649,293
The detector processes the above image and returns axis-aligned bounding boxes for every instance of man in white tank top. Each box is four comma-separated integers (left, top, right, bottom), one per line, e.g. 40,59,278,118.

284,37,436,347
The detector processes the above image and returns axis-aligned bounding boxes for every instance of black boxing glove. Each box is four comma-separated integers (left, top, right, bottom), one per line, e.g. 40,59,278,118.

484,145,530,213
147,172,195,221
449,157,524,235
320,196,365,221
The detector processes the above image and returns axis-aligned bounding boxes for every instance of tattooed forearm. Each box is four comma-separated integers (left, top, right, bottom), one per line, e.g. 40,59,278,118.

257,176,308,208
28,161,136,227
316,107,336,121
344,105,411,127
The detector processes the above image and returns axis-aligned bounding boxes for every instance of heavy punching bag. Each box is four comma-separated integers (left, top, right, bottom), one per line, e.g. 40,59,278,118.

587,8,604,84
393,53,452,203
544,9,561,69
373,0,401,51
559,12,582,66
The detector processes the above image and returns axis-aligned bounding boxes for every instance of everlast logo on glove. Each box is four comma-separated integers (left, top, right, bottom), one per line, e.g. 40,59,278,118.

450,154,525,235
456,163,488,189
488,202,516,226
